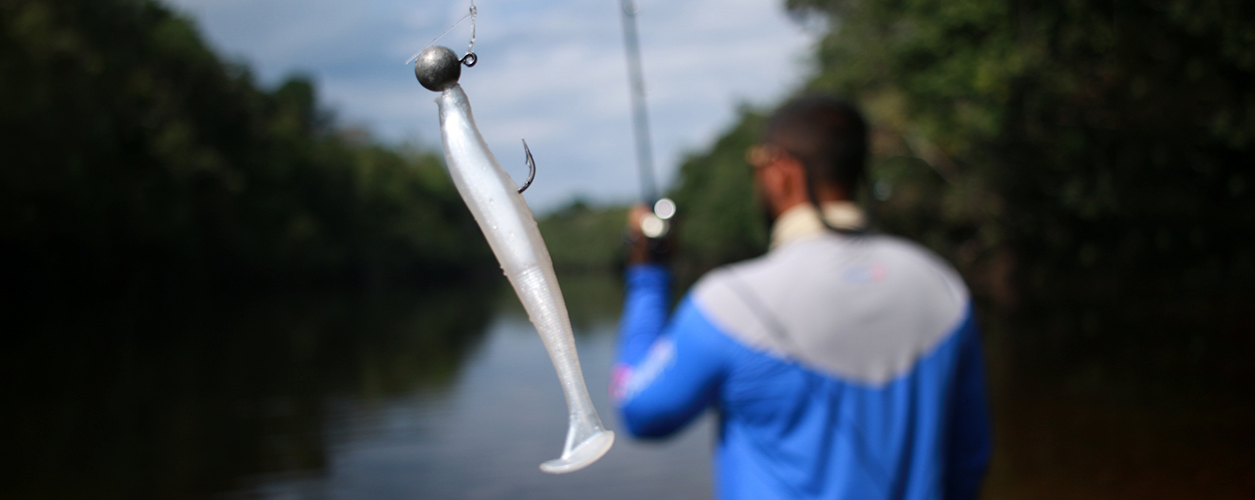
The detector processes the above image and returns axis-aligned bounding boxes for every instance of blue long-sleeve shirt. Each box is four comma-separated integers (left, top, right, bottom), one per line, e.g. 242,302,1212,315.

612,234,991,500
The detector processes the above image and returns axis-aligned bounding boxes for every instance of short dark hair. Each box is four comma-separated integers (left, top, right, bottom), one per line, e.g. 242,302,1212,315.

762,95,868,193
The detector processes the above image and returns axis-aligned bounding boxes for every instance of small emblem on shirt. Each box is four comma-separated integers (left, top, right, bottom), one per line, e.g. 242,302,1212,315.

843,262,887,284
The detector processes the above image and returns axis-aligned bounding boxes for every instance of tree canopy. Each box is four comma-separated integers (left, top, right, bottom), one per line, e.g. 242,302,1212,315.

665,0,1255,301
0,0,490,291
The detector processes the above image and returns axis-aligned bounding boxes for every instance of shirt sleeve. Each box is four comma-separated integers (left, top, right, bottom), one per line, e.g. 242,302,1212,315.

615,264,673,367
944,309,993,500
612,264,729,439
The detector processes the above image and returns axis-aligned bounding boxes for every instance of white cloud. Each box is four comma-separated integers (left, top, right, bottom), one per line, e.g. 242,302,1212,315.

164,0,815,213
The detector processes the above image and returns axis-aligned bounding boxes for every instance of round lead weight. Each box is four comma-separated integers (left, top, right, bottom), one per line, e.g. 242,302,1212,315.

415,46,461,91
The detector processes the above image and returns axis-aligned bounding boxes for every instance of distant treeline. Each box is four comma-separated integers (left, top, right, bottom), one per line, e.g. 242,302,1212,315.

0,0,490,291
660,0,1255,305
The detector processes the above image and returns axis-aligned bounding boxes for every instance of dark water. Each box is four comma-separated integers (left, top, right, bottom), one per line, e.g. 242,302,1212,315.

978,297,1255,499
3,275,1252,499
3,275,710,500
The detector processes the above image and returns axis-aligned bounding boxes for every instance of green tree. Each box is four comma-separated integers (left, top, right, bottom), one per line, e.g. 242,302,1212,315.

791,0,1255,299
666,0,1255,301
537,198,629,272
667,108,771,280
0,0,490,291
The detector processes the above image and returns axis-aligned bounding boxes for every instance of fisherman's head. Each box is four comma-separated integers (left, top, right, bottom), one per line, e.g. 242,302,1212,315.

746,95,868,222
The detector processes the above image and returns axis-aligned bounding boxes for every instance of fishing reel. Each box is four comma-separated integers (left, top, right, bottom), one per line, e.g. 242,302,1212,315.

626,198,677,264
639,197,676,239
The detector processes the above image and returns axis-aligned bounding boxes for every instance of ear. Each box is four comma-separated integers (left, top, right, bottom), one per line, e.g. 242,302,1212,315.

758,155,810,218
757,162,782,195
757,161,790,210
773,155,809,203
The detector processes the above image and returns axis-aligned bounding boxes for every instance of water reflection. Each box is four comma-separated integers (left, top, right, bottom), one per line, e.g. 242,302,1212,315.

4,276,1250,499
227,272,712,500
3,274,714,500
980,299,1255,499
4,284,498,500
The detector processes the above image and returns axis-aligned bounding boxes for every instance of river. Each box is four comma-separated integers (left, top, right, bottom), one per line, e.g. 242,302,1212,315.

3,273,1250,499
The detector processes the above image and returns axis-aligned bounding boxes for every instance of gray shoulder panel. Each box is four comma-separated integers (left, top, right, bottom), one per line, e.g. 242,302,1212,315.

692,235,969,385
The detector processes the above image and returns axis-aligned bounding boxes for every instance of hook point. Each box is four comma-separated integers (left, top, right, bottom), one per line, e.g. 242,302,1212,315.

518,139,536,194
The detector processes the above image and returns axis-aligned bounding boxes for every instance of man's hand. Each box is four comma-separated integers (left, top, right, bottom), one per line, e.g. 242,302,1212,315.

625,204,673,265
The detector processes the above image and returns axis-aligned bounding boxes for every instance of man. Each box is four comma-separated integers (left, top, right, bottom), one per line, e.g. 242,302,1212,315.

611,96,991,499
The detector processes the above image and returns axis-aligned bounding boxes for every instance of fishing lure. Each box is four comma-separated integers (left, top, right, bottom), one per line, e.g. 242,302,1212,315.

414,46,614,474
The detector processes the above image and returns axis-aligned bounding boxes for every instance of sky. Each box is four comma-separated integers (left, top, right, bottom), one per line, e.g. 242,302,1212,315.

164,0,819,213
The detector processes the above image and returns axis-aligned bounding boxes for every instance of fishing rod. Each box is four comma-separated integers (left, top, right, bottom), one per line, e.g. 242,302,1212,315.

618,0,675,239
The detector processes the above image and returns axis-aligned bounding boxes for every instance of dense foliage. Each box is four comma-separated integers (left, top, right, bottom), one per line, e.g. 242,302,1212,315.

537,199,629,272
665,0,1255,302
667,108,771,279
0,0,489,291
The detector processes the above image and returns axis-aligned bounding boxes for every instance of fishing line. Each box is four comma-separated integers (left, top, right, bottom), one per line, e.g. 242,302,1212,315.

405,0,477,65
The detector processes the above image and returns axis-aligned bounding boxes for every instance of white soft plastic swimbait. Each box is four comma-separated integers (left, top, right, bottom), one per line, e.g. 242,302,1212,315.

414,46,614,474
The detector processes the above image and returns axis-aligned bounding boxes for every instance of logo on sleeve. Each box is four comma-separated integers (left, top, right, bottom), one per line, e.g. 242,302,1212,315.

611,338,676,404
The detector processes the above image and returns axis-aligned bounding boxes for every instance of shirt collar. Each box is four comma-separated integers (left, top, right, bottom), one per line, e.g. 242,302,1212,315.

770,201,865,250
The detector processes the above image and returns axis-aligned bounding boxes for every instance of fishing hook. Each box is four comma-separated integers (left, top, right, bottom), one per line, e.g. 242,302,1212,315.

518,140,536,194
460,52,477,67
